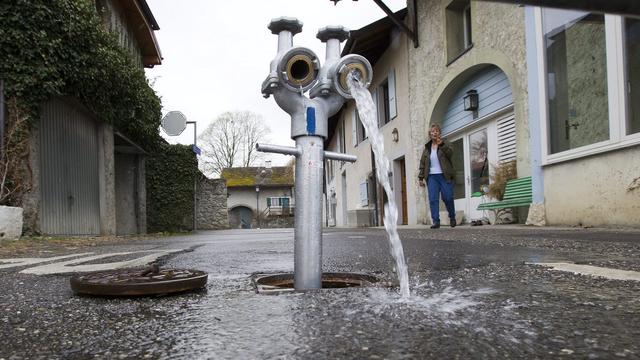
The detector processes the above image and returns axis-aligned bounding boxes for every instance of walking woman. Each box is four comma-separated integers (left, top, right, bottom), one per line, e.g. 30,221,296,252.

418,124,456,228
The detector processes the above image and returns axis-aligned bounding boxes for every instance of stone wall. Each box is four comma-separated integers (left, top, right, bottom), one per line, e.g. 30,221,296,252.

196,178,229,230
259,214,294,229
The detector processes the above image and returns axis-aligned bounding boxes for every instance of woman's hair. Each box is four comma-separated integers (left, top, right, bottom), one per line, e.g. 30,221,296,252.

430,124,441,132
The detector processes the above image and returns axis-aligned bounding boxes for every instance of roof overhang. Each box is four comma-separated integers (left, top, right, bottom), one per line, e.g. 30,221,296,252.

119,0,162,68
115,131,148,155
342,8,408,66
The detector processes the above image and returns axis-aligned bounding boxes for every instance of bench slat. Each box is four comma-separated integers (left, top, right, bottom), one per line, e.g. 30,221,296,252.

477,176,532,211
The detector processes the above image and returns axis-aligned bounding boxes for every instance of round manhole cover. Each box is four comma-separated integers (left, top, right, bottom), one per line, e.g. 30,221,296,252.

253,272,380,294
70,267,208,297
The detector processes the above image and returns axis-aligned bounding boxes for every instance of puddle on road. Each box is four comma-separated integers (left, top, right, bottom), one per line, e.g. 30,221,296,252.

147,273,539,359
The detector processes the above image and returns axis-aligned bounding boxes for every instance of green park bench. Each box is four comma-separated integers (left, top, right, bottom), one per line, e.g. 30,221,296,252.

477,176,532,211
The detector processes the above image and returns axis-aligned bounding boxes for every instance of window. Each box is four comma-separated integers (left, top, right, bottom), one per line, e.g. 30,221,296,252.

543,9,609,154
446,0,473,63
535,9,640,164
354,109,367,145
267,197,291,208
626,18,640,135
377,80,391,127
338,119,346,153
374,70,397,127
359,181,368,206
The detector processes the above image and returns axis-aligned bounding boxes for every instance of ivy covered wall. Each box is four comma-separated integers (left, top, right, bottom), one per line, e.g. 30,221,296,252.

0,0,163,206
146,143,200,233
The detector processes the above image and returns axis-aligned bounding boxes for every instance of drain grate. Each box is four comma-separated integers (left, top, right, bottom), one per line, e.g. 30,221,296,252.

70,267,208,297
253,272,380,294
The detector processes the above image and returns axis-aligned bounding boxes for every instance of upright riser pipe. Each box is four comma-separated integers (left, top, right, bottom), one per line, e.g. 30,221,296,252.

294,136,324,289
259,18,371,290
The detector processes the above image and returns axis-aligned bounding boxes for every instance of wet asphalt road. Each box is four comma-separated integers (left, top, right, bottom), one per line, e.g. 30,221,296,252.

1,226,640,359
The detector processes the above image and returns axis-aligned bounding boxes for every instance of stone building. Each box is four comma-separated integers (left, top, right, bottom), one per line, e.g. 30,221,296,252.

221,165,295,229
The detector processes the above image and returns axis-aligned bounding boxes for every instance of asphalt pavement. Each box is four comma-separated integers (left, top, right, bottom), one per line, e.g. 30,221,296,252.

1,225,639,359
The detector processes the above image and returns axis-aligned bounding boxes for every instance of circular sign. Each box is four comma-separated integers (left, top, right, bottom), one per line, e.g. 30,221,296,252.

161,111,187,136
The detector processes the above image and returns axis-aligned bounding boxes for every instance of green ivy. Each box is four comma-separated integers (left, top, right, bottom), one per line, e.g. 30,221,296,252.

146,143,200,233
0,0,163,149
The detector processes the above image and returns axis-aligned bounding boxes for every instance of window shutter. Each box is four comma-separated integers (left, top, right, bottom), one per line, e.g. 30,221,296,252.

371,88,379,128
267,198,271,207
388,69,397,119
360,181,368,206
497,115,517,163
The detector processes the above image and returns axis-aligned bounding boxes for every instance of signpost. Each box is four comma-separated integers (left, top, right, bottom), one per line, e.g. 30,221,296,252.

161,111,199,231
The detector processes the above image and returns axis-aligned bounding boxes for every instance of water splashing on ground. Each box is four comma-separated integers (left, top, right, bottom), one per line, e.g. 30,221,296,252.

347,71,410,298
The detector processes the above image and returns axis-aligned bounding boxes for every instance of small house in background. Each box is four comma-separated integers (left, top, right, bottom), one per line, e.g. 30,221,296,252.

221,164,295,229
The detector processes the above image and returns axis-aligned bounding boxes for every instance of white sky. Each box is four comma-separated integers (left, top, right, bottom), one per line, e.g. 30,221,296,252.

145,0,406,166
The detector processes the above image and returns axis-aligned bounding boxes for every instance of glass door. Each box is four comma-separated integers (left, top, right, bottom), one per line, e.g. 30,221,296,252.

449,123,496,223
468,128,490,221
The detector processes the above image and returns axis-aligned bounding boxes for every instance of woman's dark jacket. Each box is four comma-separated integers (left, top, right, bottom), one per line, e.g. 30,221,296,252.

418,140,455,182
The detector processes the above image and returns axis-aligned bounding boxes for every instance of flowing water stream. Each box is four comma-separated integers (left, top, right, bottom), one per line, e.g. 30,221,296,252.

347,72,410,298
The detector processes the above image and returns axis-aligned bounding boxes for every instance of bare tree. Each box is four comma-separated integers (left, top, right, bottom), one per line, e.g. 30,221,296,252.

198,111,271,177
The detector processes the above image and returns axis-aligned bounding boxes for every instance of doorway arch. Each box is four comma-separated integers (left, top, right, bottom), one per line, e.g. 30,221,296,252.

229,206,254,229
429,64,516,224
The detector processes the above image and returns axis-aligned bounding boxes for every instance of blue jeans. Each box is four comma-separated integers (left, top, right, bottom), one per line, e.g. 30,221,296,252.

427,174,456,224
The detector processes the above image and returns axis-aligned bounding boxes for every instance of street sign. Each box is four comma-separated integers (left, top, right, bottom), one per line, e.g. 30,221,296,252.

161,111,187,136
192,144,201,155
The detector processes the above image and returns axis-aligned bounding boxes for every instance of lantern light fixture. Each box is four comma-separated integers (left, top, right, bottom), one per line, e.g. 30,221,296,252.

463,89,479,111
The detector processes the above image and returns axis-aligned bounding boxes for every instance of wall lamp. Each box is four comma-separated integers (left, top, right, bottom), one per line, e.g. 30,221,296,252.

463,89,479,111
391,128,399,142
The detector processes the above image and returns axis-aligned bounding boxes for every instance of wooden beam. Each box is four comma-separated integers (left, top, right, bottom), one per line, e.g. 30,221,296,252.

371,0,418,47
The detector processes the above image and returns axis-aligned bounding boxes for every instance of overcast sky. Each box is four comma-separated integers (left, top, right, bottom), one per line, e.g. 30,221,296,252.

145,0,405,166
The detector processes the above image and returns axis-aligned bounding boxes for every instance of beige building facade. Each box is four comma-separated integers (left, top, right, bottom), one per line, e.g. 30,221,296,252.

326,2,530,227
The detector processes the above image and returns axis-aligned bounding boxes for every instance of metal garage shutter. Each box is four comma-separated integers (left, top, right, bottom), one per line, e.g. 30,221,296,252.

40,98,101,235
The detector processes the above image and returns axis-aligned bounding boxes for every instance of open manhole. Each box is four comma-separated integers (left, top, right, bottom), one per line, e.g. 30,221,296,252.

70,266,208,297
253,272,380,294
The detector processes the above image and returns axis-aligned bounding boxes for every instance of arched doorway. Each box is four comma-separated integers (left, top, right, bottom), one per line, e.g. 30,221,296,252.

229,206,254,229
433,65,515,223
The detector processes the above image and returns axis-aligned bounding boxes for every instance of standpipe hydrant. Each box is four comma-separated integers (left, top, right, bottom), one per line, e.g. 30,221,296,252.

258,17,373,290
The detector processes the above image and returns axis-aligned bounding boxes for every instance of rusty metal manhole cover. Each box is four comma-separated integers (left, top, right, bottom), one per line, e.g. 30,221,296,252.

253,272,380,294
70,267,208,297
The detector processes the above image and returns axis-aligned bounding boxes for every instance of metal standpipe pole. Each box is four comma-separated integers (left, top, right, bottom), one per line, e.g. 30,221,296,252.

294,136,324,290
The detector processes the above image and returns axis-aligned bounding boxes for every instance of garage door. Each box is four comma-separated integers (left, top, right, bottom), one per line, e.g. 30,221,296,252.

40,98,101,234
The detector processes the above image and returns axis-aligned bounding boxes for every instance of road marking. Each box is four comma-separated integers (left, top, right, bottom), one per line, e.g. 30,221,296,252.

348,236,366,239
0,253,94,270
527,262,640,281
0,250,184,275
20,250,184,275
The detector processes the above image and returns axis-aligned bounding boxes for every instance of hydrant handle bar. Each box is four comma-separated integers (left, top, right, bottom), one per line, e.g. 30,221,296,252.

324,151,356,163
256,143,300,156
256,143,356,163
